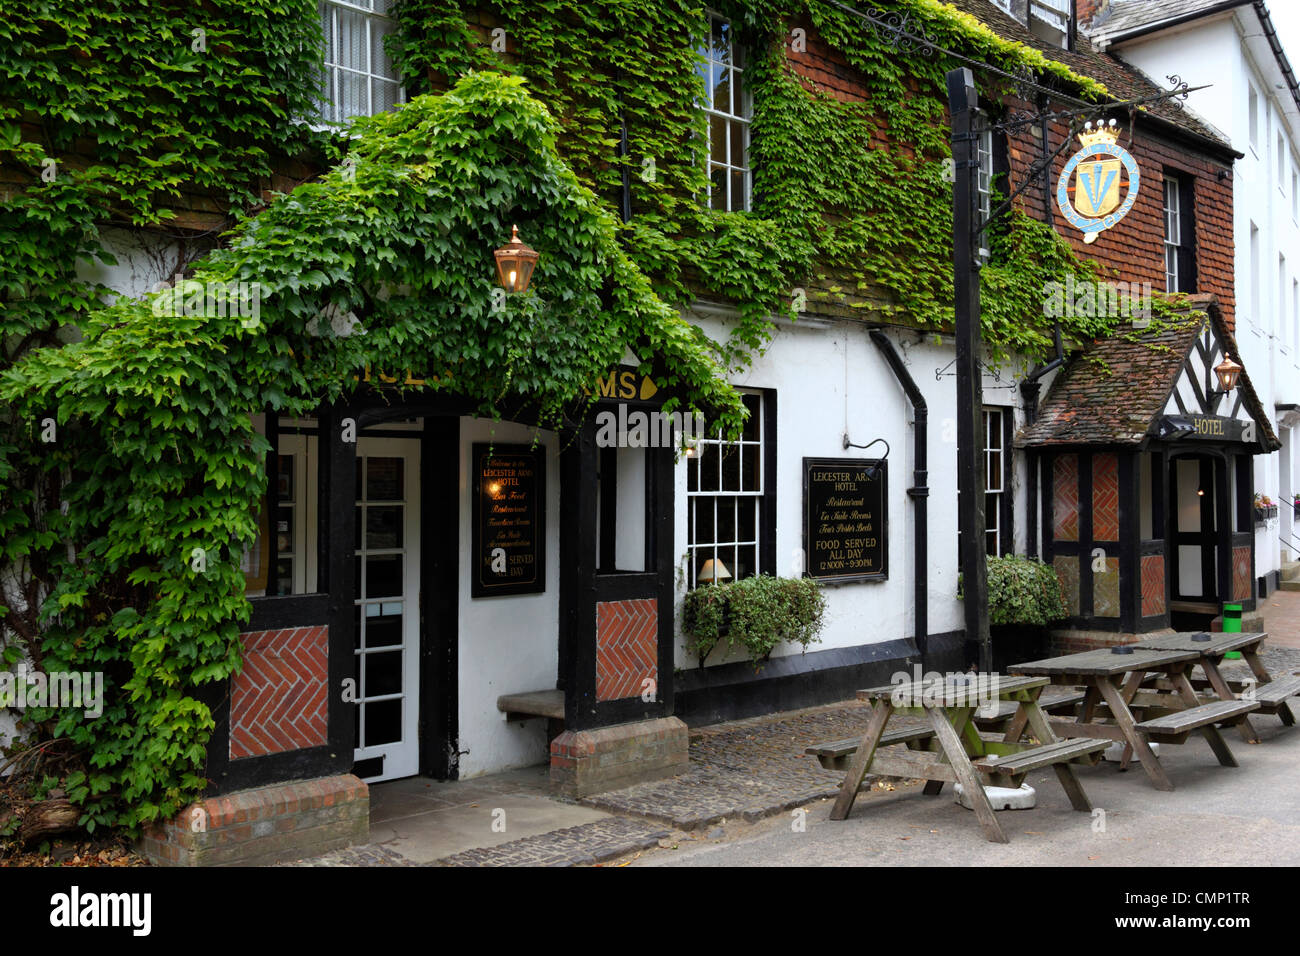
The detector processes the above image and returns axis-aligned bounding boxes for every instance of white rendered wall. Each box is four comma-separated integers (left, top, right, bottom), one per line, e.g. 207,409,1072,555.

672,311,1034,670
454,418,560,778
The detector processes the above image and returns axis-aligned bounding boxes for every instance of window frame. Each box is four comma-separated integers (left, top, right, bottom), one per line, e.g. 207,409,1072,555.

699,9,752,213
316,0,405,127
685,389,776,589
1162,171,1196,295
957,407,1014,559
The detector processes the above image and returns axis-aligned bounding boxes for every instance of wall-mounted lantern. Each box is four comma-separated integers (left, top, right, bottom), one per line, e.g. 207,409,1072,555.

1214,355,1242,394
494,224,539,293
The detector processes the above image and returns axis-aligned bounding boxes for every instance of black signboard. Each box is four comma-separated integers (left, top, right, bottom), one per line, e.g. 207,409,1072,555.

472,444,546,597
802,458,887,582
1155,414,1254,443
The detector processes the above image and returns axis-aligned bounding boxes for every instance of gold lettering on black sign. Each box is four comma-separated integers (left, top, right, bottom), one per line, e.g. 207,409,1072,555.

472,444,546,597
803,458,887,581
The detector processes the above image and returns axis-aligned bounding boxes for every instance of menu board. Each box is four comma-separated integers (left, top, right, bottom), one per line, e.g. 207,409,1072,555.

802,458,887,582
472,444,545,597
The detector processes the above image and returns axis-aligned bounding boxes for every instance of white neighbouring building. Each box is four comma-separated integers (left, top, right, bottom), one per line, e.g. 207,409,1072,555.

1084,0,1300,593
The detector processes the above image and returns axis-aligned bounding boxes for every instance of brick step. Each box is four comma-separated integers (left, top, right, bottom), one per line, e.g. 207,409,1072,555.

1280,560,1300,583
1280,580,1300,592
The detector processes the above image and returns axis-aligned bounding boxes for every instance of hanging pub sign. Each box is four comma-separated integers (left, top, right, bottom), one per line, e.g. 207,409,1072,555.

472,444,545,597
802,458,887,582
1056,120,1140,244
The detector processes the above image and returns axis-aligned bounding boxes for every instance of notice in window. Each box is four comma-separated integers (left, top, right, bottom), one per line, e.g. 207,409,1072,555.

802,458,887,582
472,444,546,597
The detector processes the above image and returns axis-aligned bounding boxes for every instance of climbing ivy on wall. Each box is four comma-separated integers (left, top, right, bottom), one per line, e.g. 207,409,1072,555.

0,0,1137,836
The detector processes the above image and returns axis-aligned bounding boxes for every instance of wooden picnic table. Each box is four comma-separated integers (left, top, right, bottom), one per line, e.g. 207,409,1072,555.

825,673,1108,844
1011,646,1260,792
1129,631,1298,742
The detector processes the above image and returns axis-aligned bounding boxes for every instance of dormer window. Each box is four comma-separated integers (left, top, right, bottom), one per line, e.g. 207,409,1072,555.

1029,0,1073,49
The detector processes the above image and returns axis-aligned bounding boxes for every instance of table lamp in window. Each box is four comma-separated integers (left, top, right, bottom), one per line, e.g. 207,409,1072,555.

697,558,732,585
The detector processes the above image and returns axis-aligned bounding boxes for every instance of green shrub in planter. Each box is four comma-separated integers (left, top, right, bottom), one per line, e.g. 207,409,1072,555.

681,575,827,667
985,555,1068,626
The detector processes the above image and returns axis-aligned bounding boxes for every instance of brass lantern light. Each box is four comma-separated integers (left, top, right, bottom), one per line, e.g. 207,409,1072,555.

493,224,539,293
1214,354,1243,393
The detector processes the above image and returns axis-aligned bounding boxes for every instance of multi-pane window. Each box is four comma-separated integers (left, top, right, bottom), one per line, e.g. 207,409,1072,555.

686,392,766,587
1278,133,1287,191
1163,176,1181,293
1251,222,1261,325
1280,255,1288,348
698,11,751,212
1292,166,1299,219
317,0,403,125
956,408,1010,558
244,421,320,596
976,127,994,229
984,409,1006,557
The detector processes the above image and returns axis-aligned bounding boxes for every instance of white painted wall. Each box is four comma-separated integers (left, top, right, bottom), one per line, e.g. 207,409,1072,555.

671,310,1036,669
1115,7,1300,582
454,417,560,778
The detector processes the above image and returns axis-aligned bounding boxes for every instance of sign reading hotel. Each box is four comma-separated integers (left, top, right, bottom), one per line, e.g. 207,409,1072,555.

802,458,887,582
1057,120,1140,244
472,444,545,597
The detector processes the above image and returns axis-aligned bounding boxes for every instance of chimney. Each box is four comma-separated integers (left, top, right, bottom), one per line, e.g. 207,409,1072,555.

1075,0,1111,31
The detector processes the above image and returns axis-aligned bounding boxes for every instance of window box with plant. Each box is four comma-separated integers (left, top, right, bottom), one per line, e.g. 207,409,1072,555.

1254,494,1277,524
983,555,1069,670
680,574,826,668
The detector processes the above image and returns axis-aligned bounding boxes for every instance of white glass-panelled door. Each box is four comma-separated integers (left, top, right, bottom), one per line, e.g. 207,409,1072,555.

353,437,421,782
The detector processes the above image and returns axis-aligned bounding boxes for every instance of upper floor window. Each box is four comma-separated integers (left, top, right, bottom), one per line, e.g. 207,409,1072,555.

317,0,403,126
699,11,751,211
956,407,1012,558
1292,166,1298,219
1278,133,1287,191
976,127,994,251
1163,173,1195,294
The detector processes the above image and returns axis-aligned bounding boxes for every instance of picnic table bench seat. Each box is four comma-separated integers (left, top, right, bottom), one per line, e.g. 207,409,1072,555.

971,690,1087,729
1250,673,1300,714
1133,699,1259,741
972,737,1110,777
806,725,937,771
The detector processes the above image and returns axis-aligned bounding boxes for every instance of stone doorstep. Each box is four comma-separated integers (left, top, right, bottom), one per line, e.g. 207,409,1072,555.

138,774,369,867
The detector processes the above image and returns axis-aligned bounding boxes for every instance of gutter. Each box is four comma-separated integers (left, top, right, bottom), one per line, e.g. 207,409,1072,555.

868,329,930,661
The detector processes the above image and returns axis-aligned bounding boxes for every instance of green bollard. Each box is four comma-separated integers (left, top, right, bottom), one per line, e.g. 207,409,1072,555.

1222,603,1242,657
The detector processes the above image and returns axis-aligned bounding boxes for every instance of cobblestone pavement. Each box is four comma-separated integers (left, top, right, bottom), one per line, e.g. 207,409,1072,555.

581,701,902,829
279,844,422,867
435,818,672,867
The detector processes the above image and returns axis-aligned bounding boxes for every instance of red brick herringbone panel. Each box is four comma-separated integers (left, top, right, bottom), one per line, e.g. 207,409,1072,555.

230,626,329,759
1141,555,1165,617
1054,454,1079,542
1233,546,1252,602
1092,453,1119,541
595,599,658,702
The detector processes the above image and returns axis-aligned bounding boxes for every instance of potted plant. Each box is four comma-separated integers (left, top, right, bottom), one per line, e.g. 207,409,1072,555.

1254,493,1277,523
985,555,1069,671
1293,493,1299,520
681,574,827,668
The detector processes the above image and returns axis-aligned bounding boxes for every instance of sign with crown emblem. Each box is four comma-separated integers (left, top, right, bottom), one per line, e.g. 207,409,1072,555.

1056,120,1140,244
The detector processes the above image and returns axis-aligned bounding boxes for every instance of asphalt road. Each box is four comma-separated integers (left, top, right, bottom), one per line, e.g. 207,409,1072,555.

633,712,1300,867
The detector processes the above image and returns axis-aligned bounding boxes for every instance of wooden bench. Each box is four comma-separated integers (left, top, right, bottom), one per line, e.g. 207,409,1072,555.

971,690,1087,729
805,726,937,771
973,738,1110,777
1134,699,1260,742
1251,674,1300,719
496,689,564,722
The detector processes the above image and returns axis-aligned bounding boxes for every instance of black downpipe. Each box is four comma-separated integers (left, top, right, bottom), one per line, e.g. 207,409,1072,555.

869,329,929,660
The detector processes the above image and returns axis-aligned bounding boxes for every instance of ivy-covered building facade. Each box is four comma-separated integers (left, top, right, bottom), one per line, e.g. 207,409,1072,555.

0,0,1280,863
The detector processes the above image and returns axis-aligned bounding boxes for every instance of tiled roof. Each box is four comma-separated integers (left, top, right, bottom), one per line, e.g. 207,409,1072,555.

1016,296,1281,449
1089,0,1251,43
944,0,1234,149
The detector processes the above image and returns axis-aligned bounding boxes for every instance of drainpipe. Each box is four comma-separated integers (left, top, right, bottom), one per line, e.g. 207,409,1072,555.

869,329,929,661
